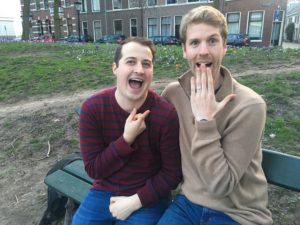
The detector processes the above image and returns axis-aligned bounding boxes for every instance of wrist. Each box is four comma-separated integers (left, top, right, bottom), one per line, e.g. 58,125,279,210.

131,194,142,210
123,134,134,145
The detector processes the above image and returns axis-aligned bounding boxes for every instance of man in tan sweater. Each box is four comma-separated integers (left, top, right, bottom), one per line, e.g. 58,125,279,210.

157,6,273,225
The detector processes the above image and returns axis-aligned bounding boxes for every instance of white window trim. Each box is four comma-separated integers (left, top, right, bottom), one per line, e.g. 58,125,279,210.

92,0,101,12
226,11,241,34
246,10,265,42
113,19,123,34
130,18,138,36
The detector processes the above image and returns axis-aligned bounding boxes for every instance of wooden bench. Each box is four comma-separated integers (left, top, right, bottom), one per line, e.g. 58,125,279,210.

44,149,300,223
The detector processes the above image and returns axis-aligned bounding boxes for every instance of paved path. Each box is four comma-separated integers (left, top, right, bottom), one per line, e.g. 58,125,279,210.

282,41,300,49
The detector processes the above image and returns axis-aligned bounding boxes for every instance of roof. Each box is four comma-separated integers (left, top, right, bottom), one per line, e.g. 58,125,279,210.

287,2,300,16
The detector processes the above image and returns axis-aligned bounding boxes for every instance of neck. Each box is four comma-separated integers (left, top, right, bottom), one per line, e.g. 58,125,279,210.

214,69,224,91
115,90,147,113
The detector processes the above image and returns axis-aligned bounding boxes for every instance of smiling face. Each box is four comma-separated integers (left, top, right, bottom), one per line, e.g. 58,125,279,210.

113,41,153,110
183,23,227,86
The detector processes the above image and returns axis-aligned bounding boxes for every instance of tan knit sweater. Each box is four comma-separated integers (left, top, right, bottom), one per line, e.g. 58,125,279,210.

161,66,273,225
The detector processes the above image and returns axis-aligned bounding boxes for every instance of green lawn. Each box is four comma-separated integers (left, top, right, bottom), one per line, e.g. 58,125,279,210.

0,42,299,156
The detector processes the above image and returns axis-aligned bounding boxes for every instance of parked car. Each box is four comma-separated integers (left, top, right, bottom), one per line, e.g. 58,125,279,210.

65,35,93,43
149,36,181,45
97,34,126,44
226,33,250,47
31,34,54,43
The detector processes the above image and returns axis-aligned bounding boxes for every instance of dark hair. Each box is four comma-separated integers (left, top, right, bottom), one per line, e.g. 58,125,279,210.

113,37,156,67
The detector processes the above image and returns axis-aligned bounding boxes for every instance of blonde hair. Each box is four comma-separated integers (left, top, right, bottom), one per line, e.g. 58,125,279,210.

180,6,227,44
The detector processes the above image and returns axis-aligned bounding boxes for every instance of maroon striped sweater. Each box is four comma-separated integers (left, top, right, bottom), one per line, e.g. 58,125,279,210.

79,87,182,206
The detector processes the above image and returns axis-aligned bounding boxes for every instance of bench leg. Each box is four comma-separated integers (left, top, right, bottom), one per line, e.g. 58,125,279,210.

63,198,77,225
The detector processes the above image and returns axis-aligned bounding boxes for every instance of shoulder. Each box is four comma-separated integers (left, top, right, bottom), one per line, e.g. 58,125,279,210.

233,80,265,106
81,87,115,113
148,89,178,121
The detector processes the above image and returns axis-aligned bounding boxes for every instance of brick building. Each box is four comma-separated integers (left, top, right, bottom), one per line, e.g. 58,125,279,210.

21,0,287,46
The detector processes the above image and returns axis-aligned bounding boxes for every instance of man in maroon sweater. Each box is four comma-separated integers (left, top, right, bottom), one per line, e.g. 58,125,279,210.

71,37,182,225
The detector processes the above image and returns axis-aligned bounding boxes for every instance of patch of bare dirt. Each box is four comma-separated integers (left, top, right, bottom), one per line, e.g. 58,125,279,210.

0,65,299,225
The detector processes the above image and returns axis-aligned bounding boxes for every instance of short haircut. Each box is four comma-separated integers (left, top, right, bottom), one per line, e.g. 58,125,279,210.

114,37,156,67
180,6,228,45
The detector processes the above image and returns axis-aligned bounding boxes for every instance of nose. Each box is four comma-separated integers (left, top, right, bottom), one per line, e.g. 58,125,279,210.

198,42,209,56
134,62,144,73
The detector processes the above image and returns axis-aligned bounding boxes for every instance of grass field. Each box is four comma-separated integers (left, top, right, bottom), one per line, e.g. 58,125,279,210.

1,42,299,156
0,42,300,225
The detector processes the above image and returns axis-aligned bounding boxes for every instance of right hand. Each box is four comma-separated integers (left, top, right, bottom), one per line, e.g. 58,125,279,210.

123,108,150,145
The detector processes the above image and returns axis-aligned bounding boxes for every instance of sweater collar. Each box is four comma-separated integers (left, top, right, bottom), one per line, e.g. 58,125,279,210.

177,65,234,102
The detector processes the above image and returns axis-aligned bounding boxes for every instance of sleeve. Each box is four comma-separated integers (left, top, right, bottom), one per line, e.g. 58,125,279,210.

136,107,183,206
79,100,135,179
190,102,266,197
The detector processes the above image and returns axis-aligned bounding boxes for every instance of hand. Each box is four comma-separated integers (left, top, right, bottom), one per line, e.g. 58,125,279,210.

190,64,235,121
109,194,142,220
123,108,150,145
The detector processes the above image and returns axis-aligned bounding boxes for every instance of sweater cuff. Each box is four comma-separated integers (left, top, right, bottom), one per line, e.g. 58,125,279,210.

114,136,135,157
195,119,220,140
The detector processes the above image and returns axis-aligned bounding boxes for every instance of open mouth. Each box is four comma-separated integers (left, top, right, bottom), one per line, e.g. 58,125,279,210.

196,62,213,68
129,78,143,89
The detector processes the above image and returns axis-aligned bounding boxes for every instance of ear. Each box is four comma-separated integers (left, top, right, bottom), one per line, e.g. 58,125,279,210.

182,43,187,59
112,62,117,76
223,41,228,57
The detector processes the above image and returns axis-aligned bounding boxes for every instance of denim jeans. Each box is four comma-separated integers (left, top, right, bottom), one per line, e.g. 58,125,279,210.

71,189,169,225
157,194,241,225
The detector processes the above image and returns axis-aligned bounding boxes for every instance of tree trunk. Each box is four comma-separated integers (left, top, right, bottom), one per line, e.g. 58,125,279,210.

21,0,31,41
53,0,61,40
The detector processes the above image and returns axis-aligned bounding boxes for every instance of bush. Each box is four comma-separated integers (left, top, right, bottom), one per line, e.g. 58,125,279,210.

285,23,295,42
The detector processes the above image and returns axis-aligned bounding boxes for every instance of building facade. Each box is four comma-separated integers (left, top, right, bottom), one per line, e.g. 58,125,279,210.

0,17,16,41
286,1,300,42
21,0,287,46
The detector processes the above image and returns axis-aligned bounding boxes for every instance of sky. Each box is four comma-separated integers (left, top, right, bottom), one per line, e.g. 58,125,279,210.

0,0,22,36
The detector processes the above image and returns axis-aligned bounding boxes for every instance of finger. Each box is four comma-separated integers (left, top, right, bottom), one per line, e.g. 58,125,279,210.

219,94,236,109
110,196,120,204
207,66,214,94
196,67,201,93
128,108,137,121
191,76,196,97
201,64,207,93
140,110,150,120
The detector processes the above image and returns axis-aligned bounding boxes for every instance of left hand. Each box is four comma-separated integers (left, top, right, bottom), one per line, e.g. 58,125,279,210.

190,64,235,121
109,194,142,220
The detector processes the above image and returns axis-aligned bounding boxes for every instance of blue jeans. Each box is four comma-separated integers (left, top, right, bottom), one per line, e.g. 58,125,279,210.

157,195,240,225
71,190,169,225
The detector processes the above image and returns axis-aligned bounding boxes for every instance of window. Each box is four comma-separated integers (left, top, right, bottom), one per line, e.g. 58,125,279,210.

94,21,102,41
64,0,71,7
36,0,41,10
148,0,157,6
129,0,139,8
148,18,157,37
188,0,199,2
227,13,240,34
113,0,122,9
44,0,49,9
247,11,263,41
167,0,177,4
161,17,171,36
81,0,87,12
92,0,100,11
83,21,88,36
131,18,137,36
174,16,182,39
114,20,123,34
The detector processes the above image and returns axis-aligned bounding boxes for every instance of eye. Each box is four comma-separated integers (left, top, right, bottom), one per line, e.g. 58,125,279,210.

142,61,152,68
208,38,218,46
126,59,136,65
190,39,199,47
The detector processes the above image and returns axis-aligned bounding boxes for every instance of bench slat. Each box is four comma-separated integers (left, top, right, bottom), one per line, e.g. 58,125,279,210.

45,170,92,203
63,160,93,184
262,149,300,192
